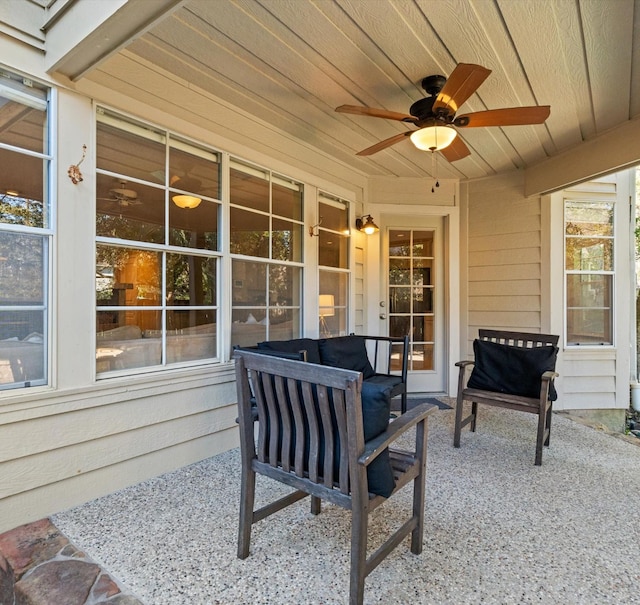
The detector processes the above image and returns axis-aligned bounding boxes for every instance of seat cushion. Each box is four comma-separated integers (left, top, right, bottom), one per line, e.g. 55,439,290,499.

360,382,395,498
257,338,322,364
318,335,375,379
467,339,558,401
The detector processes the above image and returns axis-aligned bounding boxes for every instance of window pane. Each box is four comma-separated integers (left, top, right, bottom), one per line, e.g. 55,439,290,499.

566,274,613,344
96,175,165,244
0,232,45,303
169,143,220,200
390,287,411,313
272,217,302,261
565,238,613,271
232,260,267,306
411,343,434,370
230,166,269,212
269,308,300,340
96,246,162,307
169,199,219,250
273,179,302,220
0,151,46,228
318,230,348,268
97,118,165,183
389,258,410,285
166,309,217,363
269,264,300,306
319,270,347,337
318,199,347,232
412,231,434,257
231,308,267,347
565,202,613,236
230,207,269,257
0,310,45,385
414,288,433,313
413,259,433,285
0,83,47,153
96,311,161,371
389,230,410,256
389,315,410,339
166,253,216,306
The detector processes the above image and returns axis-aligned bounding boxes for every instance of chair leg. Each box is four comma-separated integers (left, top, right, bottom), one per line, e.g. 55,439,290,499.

535,408,547,466
410,419,428,555
544,402,553,446
310,495,321,515
470,401,478,432
349,503,368,605
237,466,256,559
401,391,407,414
453,394,464,447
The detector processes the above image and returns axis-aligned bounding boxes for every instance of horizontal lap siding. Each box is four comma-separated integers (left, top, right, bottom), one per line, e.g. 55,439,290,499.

0,376,238,533
465,174,543,352
560,355,618,410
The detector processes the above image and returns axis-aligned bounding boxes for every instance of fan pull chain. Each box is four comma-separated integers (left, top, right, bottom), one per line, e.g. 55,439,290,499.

431,150,440,193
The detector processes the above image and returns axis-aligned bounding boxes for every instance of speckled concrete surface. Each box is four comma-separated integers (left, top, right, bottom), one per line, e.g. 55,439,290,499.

53,406,640,605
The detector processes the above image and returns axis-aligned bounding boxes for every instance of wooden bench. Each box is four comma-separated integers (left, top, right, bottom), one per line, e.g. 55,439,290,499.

234,349,436,604
453,329,559,465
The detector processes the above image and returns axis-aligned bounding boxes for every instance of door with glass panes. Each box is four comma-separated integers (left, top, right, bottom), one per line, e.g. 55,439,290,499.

386,219,445,393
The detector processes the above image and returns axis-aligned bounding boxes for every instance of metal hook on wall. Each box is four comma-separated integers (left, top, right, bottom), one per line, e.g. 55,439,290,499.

67,144,87,185
309,217,323,237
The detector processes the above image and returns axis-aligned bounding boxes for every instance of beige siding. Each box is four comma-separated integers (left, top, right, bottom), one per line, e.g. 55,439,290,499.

0,371,238,532
464,172,545,346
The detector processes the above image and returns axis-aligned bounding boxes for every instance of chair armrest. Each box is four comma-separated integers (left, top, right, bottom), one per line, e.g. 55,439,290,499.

358,402,437,467
455,360,475,368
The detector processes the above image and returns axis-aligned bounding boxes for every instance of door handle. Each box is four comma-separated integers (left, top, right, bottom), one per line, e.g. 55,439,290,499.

379,313,387,320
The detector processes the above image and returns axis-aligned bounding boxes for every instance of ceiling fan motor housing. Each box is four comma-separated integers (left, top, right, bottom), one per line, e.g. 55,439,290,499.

420,74,446,96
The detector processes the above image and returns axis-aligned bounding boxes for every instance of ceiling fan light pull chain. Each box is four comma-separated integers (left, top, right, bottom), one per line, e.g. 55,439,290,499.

431,150,440,193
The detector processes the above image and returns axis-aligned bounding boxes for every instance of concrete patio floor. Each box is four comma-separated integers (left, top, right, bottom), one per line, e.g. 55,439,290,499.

4,403,640,604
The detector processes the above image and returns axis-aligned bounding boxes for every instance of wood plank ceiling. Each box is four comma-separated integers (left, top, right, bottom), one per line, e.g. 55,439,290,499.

85,0,640,183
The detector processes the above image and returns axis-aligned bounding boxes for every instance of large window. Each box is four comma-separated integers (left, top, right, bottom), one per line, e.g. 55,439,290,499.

230,160,303,348
0,73,50,390
317,193,350,337
565,200,614,345
96,110,220,374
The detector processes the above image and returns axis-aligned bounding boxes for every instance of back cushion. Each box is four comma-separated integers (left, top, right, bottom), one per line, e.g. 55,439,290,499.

360,382,395,497
467,339,558,401
257,338,322,364
318,336,375,379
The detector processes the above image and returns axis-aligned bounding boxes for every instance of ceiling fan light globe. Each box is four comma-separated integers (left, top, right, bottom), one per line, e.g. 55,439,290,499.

172,194,202,209
410,125,457,151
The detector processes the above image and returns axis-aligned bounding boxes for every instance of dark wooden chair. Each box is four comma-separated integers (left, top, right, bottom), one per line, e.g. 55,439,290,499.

234,349,436,605
453,329,560,465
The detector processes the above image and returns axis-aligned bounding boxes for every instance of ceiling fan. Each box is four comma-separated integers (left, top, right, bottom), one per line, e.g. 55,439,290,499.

97,180,142,207
335,63,550,162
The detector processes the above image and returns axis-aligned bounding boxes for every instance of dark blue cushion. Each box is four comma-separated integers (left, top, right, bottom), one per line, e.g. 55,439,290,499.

467,339,558,401
364,374,403,388
257,338,322,364
318,336,375,379
360,382,395,497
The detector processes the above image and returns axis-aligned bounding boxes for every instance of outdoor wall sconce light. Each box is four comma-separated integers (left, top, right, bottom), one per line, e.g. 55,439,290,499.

355,215,379,235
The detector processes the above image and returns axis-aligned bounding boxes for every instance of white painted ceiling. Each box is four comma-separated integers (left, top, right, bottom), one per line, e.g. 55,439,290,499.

81,0,640,182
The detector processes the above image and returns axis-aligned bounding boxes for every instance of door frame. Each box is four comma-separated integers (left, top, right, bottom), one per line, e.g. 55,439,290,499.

363,203,460,396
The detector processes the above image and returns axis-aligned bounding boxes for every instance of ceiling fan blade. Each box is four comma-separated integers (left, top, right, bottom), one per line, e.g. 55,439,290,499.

432,63,491,115
440,136,471,163
356,131,412,156
336,104,416,123
454,106,551,127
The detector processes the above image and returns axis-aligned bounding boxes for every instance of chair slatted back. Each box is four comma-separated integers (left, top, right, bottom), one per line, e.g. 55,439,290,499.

479,329,559,349
237,350,362,496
